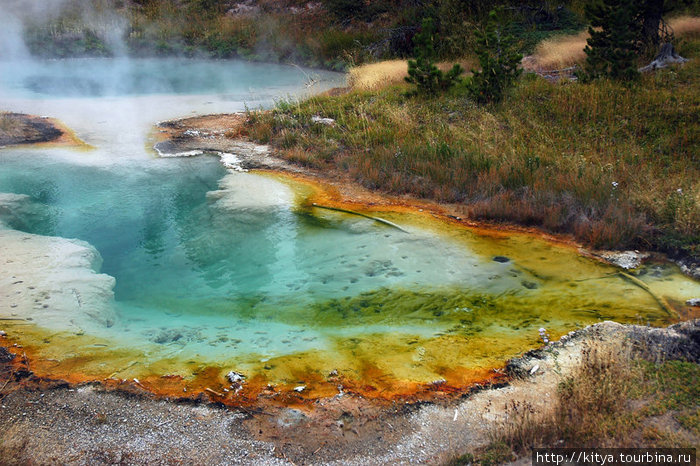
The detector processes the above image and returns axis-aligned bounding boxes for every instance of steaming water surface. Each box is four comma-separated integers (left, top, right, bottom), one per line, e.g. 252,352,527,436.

1,58,699,397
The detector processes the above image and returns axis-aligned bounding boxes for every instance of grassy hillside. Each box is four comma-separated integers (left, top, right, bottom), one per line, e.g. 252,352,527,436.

244,35,700,259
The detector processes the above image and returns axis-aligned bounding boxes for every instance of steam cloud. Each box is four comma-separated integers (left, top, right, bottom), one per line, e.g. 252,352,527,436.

0,0,129,60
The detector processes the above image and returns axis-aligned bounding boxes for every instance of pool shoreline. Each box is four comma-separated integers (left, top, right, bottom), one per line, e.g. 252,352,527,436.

0,319,697,464
1,112,698,409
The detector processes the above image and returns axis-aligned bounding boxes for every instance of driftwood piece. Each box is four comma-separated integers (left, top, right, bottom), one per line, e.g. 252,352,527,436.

639,43,688,73
618,272,677,318
311,203,409,233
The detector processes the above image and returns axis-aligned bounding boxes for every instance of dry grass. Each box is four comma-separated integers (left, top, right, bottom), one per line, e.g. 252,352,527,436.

348,60,408,90
0,112,30,146
526,16,700,71
489,339,700,453
528,30,589,70
492,341,640,450
348,58,476,91
669,16,700,39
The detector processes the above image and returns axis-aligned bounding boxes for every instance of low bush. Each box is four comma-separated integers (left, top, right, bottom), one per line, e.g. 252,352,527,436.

405,18,464,96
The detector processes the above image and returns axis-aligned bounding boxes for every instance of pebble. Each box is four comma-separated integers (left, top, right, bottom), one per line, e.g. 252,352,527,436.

293,385,306,392
226,371,246,384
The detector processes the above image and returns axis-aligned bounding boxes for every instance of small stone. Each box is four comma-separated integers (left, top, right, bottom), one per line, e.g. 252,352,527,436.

530,364,540,375
293,385,306,392
493,256,510,263
686,298,700,307
226,371,246,384
0,331,6,337
311,116,335,125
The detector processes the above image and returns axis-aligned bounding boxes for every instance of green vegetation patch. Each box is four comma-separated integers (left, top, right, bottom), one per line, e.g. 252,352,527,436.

638,359,700,434
248,47,700,257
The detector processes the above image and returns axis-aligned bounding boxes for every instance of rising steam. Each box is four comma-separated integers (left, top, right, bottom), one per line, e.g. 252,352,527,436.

0,0,129,60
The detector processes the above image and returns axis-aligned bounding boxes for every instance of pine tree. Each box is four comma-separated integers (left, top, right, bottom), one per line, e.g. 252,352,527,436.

580,0,642,81
467,10,522,104
405,18,464,96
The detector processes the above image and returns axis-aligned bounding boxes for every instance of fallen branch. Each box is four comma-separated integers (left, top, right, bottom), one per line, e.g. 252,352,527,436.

618,272,677,318
312,203,409,233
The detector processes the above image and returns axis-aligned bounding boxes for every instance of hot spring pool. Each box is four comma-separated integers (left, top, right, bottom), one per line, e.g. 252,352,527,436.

0,58,698,401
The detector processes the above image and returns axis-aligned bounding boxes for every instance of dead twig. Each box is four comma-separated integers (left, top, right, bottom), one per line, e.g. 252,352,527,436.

0,371,15,394
280,449,297,466
205,387,225,397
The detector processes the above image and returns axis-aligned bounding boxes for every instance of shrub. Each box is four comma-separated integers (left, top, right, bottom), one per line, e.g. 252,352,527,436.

467,10,523,104
405,18,464,96
580,0,642,81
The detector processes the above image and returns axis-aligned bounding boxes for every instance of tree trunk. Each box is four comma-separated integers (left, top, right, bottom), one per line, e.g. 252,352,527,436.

641,0,665,46
639,42,688,72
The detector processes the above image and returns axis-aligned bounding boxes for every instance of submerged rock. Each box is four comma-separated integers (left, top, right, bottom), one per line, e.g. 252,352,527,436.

0,229,117,331
492,256,510,263
521,280,538,290
152,329,183,345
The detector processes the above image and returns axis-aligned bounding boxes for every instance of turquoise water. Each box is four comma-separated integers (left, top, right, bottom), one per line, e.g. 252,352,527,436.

0,58,335,99
0,150,524,332
1,58,698,395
